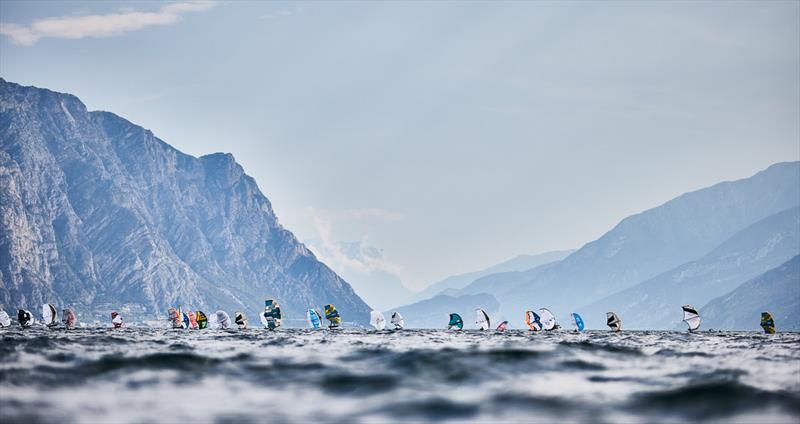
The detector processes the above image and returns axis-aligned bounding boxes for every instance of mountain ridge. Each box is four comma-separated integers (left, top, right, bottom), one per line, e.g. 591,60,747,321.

701,255,800,331
401,249,574,306
0,78,371,325
484,161,800,323
579,205,800,329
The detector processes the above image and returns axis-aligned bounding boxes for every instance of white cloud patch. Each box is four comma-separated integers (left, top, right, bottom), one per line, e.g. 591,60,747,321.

0,1,217,46
305,207,405,278
258,6,305,20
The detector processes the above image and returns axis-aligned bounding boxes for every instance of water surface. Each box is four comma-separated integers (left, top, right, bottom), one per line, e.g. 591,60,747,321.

1,329,798,423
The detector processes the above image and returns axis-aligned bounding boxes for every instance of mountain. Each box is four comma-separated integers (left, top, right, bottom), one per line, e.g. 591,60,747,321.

483,162,800,323
450,260,560,297
0,79,371,325
386,292,500,329
402,250,574,305
701,255,800,331
580,206,800,329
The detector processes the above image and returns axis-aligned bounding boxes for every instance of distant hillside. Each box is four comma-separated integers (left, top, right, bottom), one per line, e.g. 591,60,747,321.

479,162,800,324
580,206,800,329
402,250,574,305
702,256,800,331
451,260,560,297
386,293,500,329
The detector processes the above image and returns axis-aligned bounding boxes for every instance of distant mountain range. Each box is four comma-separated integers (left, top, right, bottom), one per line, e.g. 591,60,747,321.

0,79,371,325
395,162,799,329
702,255,799,331
402,250,574,305
580,206,799,329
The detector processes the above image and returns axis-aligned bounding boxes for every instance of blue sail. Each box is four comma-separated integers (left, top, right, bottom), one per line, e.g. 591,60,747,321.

571,313,585,332
307,309,321,329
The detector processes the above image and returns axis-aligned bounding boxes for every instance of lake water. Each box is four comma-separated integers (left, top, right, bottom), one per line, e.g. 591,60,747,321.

1,328,798,423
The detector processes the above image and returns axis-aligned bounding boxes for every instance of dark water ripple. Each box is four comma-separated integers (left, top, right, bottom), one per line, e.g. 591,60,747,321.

0,328,798,423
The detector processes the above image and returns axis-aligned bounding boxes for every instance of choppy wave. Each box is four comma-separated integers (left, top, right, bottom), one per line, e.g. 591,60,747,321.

1,328,798,423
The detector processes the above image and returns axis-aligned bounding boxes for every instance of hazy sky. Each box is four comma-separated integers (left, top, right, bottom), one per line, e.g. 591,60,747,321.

1,1,798,292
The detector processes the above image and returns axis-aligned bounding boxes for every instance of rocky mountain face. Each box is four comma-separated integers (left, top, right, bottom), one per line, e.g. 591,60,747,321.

0,79,371,325
580,206,800,329
702,255,799,331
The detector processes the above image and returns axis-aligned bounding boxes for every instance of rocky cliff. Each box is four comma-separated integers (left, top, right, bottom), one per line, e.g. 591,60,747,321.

0,79,371,325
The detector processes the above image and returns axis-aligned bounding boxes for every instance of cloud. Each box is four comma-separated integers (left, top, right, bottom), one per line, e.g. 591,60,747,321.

305,207,405,278
323,207,406,222
0,1,216,46
258,6,305,20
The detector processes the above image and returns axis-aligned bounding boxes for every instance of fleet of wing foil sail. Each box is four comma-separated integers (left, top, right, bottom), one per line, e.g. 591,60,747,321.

682,305,701,332
1,299,783,332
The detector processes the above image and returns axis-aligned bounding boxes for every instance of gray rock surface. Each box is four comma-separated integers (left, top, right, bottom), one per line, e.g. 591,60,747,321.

0,79,371,325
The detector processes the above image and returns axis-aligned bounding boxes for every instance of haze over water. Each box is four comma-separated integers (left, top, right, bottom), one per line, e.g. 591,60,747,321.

1,328,798,423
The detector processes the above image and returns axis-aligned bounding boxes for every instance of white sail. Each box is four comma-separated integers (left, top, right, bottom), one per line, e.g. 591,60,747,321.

682,305,701,332
216,311,231,329
390,312,405,330
42,304,57,326
475,308,490,330
0,310,10,327
207,313,219,329
538,308,556,331
370,311,386,330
